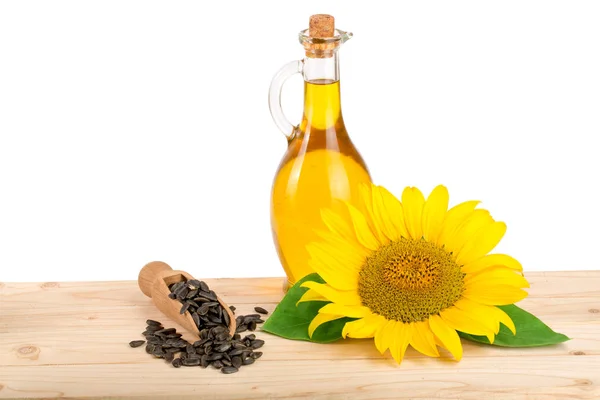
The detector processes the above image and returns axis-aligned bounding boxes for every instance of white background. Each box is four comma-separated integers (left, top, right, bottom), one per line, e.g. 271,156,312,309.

1,1,599,282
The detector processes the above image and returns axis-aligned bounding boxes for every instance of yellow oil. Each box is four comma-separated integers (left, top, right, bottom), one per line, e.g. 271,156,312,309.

270,79,372,288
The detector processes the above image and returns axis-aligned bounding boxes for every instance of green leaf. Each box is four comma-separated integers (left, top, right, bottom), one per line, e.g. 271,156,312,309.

261,273,356,343
458,304,570,347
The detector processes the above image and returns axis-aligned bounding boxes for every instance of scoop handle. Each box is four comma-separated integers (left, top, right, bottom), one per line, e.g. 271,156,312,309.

138,261,173,298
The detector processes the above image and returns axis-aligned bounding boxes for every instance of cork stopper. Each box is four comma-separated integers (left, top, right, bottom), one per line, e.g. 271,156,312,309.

303,14,339,58
309,14,335,38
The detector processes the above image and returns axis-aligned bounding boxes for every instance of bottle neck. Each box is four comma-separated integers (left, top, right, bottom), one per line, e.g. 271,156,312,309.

300,52,343,131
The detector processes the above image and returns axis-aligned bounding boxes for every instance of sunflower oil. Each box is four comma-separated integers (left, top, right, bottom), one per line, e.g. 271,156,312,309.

270,79,371,288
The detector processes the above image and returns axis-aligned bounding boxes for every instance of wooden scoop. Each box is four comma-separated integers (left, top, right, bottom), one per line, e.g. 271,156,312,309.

138,261,236,341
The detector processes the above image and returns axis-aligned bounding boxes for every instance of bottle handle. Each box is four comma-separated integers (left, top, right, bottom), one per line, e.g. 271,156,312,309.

268,60,304,141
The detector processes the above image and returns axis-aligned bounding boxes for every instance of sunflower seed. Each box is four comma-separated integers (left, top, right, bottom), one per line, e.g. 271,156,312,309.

172,357,182,368
152,348,165,358
212,326,226,334
242,357,255,365
221,358,232,367
198,304,210,315
248,321,257,331
201,354,209,368
164,351,175,362
199,281,210,292
243,314,261,323
186,279,199,288
251,339,265,349
254,306,268,315
166,333,182,339
175,286,189,299
206,291,218,301
231,356,242,368
129,340,145,348
222,366,239,374
222,310,230,327
228,348,244,357
208,314,222,324
215,343,232,353
187,299,200,308
241,350,252,359
179,302,190,315
192,312,201,328
182,358,200,366
208,352,223,361
155,328,176,336
251,351,263,359
212,360,224,369
145,325,162,332
229,305,236,313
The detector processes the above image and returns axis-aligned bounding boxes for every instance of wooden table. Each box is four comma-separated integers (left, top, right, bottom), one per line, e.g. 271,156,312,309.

1,272,599,399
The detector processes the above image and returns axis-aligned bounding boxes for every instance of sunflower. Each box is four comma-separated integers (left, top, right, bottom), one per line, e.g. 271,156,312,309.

299,183,529,363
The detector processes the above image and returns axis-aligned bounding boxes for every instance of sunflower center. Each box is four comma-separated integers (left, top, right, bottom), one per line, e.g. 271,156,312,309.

358,237,465,323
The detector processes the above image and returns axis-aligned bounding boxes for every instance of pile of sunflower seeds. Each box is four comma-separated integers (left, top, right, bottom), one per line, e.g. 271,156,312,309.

128,279,269,374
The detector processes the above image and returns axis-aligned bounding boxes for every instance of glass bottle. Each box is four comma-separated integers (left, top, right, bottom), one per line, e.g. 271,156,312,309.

268,15,372,289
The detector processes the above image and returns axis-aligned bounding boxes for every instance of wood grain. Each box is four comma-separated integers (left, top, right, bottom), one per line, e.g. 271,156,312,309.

0,272,599,399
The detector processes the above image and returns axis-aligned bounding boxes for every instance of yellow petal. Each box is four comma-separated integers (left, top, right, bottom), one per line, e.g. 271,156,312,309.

309,240,365,275
453,298,517,336
306,242,360,291
308,259,358,291
494,306,517,335
343,314,386,339
444,209,493,256
372,186,399,242
464,266,530,289
429,314,463,361
440,306,496,341
410,320,440,357
463,284,528,305
320,207,355,242
422,185,449,242
345,203,381,251
390,321,412,364
456,222,507,265
296,288,328,305
317,303,371,318
299,281,362,305
374,319,395,354
315,230,371,261
308,313,344,337
358,183,386,243
341,317,367,339
436,200,480,248
402,187,425,240
461,253,523,274
378,186,410,240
